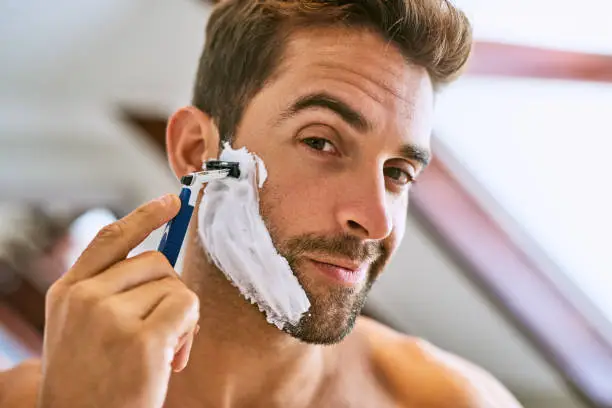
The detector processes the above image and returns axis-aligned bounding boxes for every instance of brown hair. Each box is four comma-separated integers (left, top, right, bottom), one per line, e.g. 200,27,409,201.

192,0,473,142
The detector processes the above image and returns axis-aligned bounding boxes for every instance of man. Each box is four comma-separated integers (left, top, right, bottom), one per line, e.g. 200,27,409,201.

0,0,524,407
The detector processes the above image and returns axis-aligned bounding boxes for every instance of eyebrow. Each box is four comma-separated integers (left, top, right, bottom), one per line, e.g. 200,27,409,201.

399,143,431,168
279,92,371,132
279,92,431,167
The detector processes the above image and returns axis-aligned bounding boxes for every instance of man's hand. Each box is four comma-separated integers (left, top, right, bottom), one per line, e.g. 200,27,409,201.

38,195,199,408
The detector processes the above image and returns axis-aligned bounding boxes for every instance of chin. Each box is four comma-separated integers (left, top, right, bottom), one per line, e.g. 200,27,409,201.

283,317,358,345
281,265,373,345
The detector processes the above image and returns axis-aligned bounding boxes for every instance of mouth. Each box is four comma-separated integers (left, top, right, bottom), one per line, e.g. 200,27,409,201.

305,257,368,286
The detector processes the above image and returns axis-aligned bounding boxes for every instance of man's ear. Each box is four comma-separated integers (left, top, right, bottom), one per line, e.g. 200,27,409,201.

166,106,221,179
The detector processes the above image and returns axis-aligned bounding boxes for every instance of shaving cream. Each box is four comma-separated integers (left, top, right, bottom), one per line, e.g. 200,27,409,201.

198,143,311,329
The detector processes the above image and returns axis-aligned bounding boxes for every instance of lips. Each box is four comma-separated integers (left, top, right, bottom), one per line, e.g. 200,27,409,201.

313,257,361,271
306,257,368,285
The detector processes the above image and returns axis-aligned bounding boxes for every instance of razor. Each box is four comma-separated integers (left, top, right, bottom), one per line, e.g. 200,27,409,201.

158,160,240,267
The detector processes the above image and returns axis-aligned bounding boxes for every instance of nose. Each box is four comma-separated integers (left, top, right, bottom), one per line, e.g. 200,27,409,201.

335,173,393,240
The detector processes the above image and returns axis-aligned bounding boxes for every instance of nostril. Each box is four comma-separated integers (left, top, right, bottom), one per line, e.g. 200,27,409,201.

347,220,366,233
347,220,359,229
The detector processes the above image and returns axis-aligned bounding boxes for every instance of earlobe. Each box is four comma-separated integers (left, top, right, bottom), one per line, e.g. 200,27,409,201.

166,106,221,179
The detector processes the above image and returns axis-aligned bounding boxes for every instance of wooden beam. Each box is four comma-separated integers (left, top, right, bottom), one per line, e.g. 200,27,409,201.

468,41,612,83
121,110,168,156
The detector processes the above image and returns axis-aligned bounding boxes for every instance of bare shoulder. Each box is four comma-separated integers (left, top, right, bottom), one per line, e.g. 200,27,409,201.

355,317,523,408
0,359,41,408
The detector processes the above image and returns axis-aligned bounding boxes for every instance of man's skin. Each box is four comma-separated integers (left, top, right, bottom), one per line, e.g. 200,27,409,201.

0,27,523,407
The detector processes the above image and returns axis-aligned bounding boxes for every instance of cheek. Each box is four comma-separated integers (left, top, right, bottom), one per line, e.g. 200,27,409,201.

259,166,336,240
233,134,334,239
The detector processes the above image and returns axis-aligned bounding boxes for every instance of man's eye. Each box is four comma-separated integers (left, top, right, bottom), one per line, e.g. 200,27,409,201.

302,137,337,154
384,167,414,185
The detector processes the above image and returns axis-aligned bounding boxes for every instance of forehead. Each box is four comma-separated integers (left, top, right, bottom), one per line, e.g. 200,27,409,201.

267,26,435,145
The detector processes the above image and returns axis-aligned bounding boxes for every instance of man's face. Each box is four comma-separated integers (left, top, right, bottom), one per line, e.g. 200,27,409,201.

229,27,434,344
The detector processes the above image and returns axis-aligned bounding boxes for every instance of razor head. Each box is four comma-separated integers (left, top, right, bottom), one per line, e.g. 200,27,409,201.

205,160,241,178
179,161,241,186
180,174,197,186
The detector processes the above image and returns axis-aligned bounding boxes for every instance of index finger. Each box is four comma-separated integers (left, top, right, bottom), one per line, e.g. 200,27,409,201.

66,194,181,282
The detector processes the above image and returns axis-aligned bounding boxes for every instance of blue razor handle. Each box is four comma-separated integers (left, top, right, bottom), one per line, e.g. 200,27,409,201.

158,187,194,267
157,162,240,268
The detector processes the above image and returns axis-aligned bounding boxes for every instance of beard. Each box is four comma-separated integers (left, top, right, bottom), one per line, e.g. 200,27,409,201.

263,222,389,344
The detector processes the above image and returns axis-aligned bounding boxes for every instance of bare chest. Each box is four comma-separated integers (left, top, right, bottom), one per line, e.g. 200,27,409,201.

164,357,399,408
308,368,399,408
299,346,400,408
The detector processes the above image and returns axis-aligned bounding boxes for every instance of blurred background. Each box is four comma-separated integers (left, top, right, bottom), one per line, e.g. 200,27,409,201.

1,0,611,407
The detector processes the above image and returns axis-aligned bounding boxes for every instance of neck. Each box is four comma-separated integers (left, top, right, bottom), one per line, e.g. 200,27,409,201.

166,228,327,408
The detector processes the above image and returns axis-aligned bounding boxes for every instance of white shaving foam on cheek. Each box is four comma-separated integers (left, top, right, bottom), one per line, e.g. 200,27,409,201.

198,143,311,329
